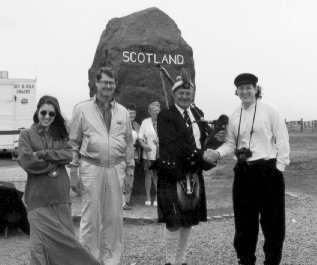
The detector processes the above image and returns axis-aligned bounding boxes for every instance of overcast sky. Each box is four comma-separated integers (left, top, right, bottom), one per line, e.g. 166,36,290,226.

1,0,317,121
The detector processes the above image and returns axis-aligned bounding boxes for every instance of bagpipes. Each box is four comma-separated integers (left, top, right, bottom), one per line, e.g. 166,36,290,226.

191,105,229,151
156,64,228,211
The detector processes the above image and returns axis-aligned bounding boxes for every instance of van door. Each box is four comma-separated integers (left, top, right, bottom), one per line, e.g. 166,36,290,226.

15,87,36,130
0,84,14,150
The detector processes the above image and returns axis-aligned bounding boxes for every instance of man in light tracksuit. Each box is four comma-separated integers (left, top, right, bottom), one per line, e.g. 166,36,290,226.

69,67,134,265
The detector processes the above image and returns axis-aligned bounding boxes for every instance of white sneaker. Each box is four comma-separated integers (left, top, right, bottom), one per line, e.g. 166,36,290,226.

145,201,151,206
153,201,157,207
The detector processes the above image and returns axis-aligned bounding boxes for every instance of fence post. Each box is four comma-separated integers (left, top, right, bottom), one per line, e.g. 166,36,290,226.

300,118,303,131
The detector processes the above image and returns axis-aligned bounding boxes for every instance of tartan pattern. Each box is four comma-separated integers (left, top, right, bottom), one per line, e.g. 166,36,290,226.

183,110,196,147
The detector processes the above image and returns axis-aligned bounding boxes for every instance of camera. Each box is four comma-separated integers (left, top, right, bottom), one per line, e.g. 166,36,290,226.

235,147,252,164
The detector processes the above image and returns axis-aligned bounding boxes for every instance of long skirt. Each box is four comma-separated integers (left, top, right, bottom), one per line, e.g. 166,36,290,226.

28,203,100,265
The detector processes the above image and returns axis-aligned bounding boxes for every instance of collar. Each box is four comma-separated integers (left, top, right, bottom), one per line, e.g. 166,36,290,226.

94,95,115,109
36,123,50,134
241,100,257,110
175,103,190,115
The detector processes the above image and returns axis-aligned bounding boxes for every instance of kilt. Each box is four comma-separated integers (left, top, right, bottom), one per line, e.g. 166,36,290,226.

157,171,207,228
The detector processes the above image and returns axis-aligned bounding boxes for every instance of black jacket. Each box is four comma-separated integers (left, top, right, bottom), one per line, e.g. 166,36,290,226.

156,104,209,226
157,104,210,176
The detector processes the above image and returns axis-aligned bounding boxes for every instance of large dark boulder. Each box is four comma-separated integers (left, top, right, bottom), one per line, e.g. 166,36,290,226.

88,7,195,123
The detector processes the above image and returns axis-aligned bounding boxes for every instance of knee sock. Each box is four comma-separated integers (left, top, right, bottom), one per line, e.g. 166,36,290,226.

165,228,180,264
175,227,192,264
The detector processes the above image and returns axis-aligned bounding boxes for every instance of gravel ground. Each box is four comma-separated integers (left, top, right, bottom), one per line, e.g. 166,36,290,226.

1,165,317,264
1,195,316,265
120,195,317,265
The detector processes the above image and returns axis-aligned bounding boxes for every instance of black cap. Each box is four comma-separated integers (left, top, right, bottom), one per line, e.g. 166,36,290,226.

234,73,258,87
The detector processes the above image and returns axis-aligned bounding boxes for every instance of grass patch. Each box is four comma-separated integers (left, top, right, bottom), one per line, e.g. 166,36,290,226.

286,133,317,196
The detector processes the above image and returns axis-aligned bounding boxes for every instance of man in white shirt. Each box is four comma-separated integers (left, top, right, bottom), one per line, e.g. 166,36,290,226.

211,73,290,265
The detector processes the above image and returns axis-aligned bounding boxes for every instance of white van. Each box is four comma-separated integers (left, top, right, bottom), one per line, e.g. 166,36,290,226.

0,72,36,157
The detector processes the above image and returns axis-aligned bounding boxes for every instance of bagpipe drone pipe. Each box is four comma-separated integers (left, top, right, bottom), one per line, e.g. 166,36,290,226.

156,64,228,211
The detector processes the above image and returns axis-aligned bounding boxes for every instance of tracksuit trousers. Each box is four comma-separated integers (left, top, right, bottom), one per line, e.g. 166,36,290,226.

79,159,126,265
232,159,285,265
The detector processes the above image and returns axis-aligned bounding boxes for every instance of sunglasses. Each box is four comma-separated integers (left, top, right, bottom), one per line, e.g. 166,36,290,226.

40,110,56,117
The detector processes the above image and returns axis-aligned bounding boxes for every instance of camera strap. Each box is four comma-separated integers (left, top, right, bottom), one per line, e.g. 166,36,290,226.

236,101,257,150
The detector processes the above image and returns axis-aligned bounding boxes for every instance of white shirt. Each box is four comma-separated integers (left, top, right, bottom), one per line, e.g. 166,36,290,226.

132,129,138,144
139,118,158,160
175,104,201,149
216,100,290,171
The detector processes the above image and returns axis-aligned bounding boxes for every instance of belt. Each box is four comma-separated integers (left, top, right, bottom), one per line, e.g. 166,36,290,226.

81,155,124,168
245,158,276,166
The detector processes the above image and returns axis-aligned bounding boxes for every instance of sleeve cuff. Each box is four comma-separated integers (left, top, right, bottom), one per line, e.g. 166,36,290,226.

196,148,204,158
126,161,135,169
216,148,223,158
276,163,285,172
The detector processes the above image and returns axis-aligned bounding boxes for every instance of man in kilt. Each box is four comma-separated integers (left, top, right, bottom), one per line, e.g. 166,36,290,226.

156,68,225,265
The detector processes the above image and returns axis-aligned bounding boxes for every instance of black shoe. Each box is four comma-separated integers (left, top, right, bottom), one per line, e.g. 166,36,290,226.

165,263,171,265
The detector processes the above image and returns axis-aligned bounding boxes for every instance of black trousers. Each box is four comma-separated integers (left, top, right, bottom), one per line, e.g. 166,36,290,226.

232,159,285,265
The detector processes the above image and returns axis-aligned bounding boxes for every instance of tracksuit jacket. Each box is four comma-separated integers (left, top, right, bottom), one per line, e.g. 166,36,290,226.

69,95,134,171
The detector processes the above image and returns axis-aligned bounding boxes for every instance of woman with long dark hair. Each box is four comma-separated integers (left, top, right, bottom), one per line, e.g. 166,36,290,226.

18,95,100,265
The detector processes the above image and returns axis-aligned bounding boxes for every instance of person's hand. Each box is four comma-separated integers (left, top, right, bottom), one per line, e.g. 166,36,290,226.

203,149,220,164
133,147,136,151
203,150,213,164
143,145,152,152
215,130,226,142
33,150,45,159
70,172,82,196
153,138,159,145
123,173,133,195
207,149,221,162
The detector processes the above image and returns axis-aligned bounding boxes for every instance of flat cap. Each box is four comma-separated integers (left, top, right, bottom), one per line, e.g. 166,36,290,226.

234,73,258,87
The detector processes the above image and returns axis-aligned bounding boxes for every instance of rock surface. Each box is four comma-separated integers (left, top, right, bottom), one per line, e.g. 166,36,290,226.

88,7,195,122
